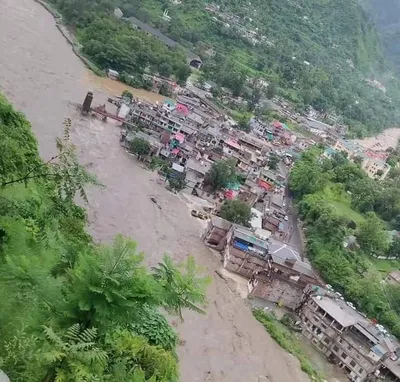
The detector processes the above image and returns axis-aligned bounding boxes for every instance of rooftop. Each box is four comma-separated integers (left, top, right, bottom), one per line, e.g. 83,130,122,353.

269,240,316,279
312,295,361,328
185,157,211,175
129,17,178,48
211,215,232,231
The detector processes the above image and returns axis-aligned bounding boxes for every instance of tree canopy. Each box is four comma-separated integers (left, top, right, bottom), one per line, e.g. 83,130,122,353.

206,159,238,191
290,147,400,339
220,199,252,226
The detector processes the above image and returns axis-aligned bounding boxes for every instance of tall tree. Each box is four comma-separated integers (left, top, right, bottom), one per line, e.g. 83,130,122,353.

206,159,238,191
356,212,389,255
220,199,252,226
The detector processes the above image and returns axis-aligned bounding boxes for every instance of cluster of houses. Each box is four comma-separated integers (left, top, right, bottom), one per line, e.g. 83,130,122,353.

203,215,400,381
324,139,391,180
108,88,399,381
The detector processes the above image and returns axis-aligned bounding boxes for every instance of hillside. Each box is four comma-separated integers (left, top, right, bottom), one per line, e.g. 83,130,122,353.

120,0,400,136
50,0,400,136
362,0,400,74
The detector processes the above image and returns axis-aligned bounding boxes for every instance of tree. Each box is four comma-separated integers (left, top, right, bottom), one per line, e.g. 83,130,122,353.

248,87,262,111
237,115,250,132
268,153,279,170
356,212,389,255
39,324,107,382
152,255,211,321
159,83,172,96
289,161,327,198
129,137,150,157
158,62,172,78
175,65,191,86
121,90,133,101
220,199,252,226
206,159,238,190
391,214,400,230
168,173,187,192
387,237,400,259
1,119,100,202
266,83,277,100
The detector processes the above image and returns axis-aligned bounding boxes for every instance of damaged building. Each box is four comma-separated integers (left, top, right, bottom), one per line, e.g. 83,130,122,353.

222,226,319,309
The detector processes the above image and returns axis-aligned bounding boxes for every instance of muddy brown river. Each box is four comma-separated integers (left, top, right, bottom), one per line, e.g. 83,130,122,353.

0,1,311,381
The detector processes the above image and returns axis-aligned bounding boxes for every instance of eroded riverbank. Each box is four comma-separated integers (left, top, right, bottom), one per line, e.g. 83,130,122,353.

0,1,310,381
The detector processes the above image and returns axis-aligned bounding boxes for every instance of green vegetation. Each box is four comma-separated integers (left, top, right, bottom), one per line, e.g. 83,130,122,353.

289,148,400,338
47,0,400,135
253,309,324,382
128,0,400,136
220,199,252,227
49,0,191,85
129,136,151,157
206,158,238,190
0,93,211,381
320,183,365,223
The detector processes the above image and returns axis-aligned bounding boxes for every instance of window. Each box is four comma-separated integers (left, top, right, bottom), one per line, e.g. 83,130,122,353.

333,345,339,352
358,367,363,374
350,360,356,367
304,317,308,323
341,352,348,360
323,337,330,345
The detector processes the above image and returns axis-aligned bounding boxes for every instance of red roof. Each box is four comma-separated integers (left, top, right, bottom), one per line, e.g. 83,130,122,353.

225,139,241,150
176,103,189,116
171,148,180,155
258,179,272,191
273,121,283,129
225,190,235,199
174,133,185,144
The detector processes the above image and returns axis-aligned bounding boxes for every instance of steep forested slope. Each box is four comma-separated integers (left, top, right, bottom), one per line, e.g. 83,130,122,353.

51,0,400,135
363,0,400,73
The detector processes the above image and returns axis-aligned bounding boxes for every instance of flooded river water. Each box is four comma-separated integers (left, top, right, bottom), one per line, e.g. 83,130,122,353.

0,1,311,381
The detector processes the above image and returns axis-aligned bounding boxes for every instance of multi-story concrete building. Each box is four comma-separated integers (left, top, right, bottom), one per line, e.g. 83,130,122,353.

130,103,201,138
297,286,398,381
332,139,390,180
223,227,319,309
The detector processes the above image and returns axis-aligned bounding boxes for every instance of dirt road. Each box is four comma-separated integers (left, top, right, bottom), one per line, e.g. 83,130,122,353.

0,0,310,380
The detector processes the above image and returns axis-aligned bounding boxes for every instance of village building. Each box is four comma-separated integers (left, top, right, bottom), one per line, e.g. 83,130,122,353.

184,157,211,194
296,286,400,382
221,226,319,309
331,140,391,180
203,216,232,251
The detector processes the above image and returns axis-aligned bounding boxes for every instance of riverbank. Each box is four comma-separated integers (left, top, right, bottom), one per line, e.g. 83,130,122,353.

33,0,167,103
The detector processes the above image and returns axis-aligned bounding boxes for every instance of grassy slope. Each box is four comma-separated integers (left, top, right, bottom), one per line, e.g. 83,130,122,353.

320,183,365,223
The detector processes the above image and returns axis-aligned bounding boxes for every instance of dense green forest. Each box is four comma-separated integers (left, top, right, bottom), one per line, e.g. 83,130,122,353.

0,94,210,381
49,0,400,136
362,0,400,74
289,148,400,338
